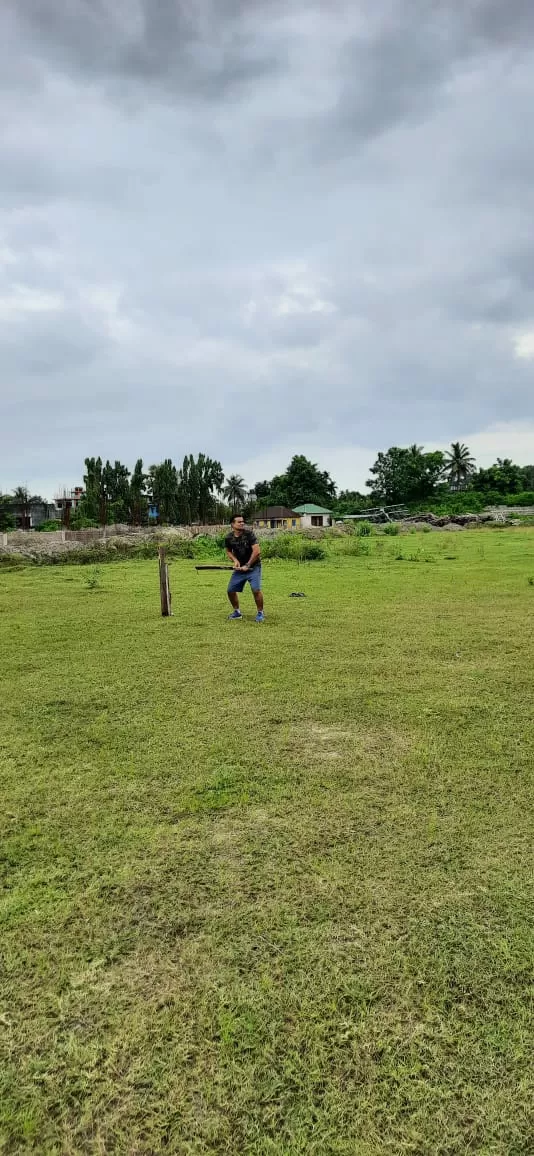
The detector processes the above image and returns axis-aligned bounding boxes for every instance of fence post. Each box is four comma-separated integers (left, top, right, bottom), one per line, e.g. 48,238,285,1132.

158,547,172,616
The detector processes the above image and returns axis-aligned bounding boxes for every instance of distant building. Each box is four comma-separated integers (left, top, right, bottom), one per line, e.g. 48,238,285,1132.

12,497,55,530
292,503,332,528
253,506,301,529
54,487,84,520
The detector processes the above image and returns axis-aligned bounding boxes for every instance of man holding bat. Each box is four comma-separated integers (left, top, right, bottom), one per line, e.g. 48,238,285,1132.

225,514,265,622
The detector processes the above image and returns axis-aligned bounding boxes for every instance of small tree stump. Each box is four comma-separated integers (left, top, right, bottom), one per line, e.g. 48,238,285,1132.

158,547,172,616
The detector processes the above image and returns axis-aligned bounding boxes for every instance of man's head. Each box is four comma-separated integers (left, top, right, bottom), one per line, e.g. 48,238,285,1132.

230,514,245,534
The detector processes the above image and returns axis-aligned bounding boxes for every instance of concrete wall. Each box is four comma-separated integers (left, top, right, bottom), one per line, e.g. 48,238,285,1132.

298,513,332,528
0,523,229,552
1,521,322,554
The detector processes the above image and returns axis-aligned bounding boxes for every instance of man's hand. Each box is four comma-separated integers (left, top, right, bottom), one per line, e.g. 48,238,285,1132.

241,565,250,572
233,560,242,570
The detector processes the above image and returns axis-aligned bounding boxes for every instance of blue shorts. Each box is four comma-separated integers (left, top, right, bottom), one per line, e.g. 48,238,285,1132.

228,566,262,594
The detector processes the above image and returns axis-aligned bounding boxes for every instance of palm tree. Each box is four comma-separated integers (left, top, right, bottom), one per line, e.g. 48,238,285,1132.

442,442,476,490
223,474,247,512
12,485,31,529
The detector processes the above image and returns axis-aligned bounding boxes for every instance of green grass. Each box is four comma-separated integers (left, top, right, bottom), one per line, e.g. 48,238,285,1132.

1,530,533,1154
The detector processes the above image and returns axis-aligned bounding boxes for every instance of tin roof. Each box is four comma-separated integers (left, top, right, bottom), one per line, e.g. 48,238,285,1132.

292,503,332,514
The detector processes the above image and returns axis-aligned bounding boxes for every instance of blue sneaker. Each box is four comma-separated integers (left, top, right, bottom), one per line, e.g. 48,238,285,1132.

255,611,265,623
228,609,243,620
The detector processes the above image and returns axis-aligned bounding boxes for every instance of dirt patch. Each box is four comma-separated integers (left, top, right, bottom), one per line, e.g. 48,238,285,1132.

285,722,411,768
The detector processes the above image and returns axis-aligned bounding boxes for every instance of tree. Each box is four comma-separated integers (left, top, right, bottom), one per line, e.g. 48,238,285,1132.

81,457,131,523
471,458,524,495
521,464,534,491
82,457,104,523
0,493,15,531
12,486,31,529
333,490,374,516
367,446,445,505
104,460,131,523
149,459,179,523
223,474,247,512
129,459,147,525
254,480,272,501
197,454,224,522
442,442,476,490
253,455,336,509
284,455,336,507
177,454,224,523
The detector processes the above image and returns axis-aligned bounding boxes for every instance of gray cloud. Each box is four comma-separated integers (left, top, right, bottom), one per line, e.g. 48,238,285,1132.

4,0,287,100
1,1,534,496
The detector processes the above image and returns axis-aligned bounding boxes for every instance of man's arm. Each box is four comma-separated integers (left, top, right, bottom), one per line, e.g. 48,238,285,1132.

242,542,261,571
225,537,242,569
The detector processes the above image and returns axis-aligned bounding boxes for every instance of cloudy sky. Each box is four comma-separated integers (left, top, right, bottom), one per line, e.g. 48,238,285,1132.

1,0,534,499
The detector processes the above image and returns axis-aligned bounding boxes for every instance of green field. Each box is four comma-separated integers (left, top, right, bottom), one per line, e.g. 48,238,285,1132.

1,530,533,1154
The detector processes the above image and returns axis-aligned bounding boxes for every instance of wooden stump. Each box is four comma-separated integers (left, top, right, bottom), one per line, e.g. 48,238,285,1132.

158,547,172,616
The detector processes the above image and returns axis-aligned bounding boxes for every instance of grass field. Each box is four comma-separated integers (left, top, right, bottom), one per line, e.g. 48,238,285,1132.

1,529,533,1154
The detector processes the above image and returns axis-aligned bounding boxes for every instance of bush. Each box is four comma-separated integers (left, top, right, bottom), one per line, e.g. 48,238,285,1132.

0,553,28,569
70,513,99,530
36,520,62,533
383,522,400,536
84,567,102,590
262,534,325,561
191,535,226,559
407,490,534,516
342,538,370,556
356,521,373,537
502,492,534,507
213,531,229,550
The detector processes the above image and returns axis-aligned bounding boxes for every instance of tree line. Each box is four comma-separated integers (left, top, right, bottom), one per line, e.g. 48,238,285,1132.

79,454,230,527
1,443,533,531
251,445,534,514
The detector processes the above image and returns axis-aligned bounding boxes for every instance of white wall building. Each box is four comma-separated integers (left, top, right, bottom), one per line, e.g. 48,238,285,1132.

292,504,332,528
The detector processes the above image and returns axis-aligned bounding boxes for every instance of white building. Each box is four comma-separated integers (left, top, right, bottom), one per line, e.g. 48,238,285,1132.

292,504,332,528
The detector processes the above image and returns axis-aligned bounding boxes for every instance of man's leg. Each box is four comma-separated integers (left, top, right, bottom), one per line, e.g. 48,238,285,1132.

227,571,244,617
250,568,264,618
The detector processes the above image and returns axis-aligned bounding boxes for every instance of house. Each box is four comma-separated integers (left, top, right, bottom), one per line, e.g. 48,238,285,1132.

12,497,56,530
292,503,332,528
54,487,84,521
253,506,301,530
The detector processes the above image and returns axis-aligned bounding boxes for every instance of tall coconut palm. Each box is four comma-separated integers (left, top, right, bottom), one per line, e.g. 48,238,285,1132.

223,474,247,512
442,442,476,490
12,485,31,529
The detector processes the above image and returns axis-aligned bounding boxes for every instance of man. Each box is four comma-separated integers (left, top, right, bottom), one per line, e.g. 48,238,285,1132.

225,514,265,622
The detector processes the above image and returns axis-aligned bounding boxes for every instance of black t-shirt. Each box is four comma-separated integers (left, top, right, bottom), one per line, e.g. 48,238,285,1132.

225,529,259,568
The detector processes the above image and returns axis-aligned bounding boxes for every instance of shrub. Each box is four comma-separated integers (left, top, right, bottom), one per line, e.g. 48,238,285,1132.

213,531,229,550
503,491,534,507
0,553,28,569
84,567,102,590
36,520,62,533
262,534,325,561
191,535,226,559
70,513,99,529
342,538,370,556
383,522,400,536
356,521,373,537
